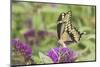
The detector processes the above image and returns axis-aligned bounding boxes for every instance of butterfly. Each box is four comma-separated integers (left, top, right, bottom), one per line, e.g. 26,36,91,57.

57,11,85,45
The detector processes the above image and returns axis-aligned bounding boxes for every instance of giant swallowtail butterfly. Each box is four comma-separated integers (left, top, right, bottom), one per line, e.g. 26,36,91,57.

57,11,85,45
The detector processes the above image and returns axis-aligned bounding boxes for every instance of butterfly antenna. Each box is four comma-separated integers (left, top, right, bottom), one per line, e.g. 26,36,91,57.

80,32,86,37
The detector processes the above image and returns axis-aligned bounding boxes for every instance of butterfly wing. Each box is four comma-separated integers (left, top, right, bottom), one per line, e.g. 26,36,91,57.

57,12,73,44
63,11,84,43
57,11,84,45
57,12,65,40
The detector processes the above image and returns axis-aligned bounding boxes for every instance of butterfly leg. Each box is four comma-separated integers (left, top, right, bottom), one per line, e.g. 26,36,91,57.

58,40,67,47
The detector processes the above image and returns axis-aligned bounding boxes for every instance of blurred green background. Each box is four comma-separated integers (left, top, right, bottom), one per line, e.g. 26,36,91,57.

12,1,96,64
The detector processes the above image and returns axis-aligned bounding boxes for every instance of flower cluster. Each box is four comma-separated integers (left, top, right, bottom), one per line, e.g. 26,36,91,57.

24,29,35,37
23,28,53,46
11,39,32,60
47,47,77,63
38,30,48,38
24,29,48,38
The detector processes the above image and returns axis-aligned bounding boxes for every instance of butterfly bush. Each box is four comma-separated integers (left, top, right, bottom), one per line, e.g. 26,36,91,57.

11,39,32,60
47,47,77,63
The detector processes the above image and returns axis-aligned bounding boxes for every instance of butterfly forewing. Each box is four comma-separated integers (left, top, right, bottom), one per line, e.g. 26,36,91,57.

57,13,66,39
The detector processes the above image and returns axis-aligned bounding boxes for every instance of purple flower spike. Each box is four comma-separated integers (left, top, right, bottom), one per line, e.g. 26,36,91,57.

19,43,32,59
11,39,22,50
47,47,77,63
11,39,17,45
11,39,19,46
60,47,77,63
11,39,32,59
38,30,48,37
25,48,32,58
24,29,35,37
47,48,59,63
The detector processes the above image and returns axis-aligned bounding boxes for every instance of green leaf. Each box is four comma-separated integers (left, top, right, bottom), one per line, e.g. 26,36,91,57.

39,52,53,64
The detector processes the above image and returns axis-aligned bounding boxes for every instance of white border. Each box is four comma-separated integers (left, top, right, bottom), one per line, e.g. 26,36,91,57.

0,0,10,67
20,0,96,5
0,0,100,67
